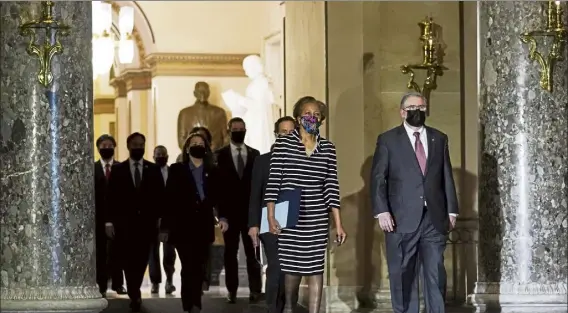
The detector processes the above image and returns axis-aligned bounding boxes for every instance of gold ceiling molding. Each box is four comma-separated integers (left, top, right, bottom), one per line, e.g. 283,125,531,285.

121,69,152,91
145,53,252,77
94,98,115,114
109,2,147,67
109,78,127,98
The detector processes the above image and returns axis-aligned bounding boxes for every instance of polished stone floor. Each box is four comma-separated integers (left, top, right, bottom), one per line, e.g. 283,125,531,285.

101,258,272,313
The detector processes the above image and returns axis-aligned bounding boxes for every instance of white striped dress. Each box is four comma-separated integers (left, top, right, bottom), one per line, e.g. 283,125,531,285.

264,129,340,275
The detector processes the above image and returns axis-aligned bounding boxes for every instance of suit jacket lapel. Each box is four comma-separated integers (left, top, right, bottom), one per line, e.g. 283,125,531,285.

95,161,103,178
425,127,435,176
397,125,423,176
224,147,239,177
245,146,254,170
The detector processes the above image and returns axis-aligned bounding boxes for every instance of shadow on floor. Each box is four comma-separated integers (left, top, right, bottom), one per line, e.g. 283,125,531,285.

102,296,305,313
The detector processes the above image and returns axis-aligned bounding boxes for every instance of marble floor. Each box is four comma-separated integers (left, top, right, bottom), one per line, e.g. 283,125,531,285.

101,261,272,313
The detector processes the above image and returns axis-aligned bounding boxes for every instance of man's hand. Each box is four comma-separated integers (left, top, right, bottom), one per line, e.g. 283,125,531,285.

377,212,395,232
105,224,115,239
218,218,229,233
248,227,260,248
449,215,457,230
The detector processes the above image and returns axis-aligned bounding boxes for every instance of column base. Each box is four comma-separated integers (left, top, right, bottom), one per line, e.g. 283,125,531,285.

0,299,107,313
471,282,568,313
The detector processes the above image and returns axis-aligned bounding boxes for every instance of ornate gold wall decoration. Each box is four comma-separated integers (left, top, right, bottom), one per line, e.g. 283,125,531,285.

520,1,566,92
19,1,70,87
94,97,115,114
400,17,447,109
145,53,251,77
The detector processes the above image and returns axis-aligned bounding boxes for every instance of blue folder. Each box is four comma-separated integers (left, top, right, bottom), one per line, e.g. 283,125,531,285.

260,189,301,234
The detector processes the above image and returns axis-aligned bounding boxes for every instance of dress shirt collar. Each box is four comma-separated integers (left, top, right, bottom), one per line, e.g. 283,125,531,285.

230,142,245,152
101,159,114,167
403,121,425,137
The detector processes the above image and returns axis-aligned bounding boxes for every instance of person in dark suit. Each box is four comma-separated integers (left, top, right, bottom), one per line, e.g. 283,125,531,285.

160,132,229,313
247,116,296,313
105,132,165,312
94,134,126,297
148,145,177,295
188,126,215,292
215,117,261,303
370,92,459,313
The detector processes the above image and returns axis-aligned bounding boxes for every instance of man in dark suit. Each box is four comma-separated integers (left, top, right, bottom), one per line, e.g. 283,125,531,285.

371,92,459,313
149,145,177,295
248,116,295,313
105,132,165,312
215,117,261,304
94,134,126,297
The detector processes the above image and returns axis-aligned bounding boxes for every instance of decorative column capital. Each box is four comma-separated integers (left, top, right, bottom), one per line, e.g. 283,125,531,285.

120,69,152,92
109,78,127,98
145,53,250,77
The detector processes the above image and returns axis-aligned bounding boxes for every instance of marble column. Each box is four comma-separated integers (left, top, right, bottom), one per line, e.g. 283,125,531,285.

472,1,568,312
0,2,106,312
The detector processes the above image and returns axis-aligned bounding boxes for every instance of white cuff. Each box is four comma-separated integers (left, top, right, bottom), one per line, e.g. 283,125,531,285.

449,213,458,217
105,223,113,227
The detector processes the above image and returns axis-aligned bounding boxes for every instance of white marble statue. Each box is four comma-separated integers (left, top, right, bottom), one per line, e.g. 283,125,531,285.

222,55,280,154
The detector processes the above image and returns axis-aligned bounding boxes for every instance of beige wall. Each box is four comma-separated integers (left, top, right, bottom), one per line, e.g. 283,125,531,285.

93,113,116,160
283,1,479,309
137,1,272,53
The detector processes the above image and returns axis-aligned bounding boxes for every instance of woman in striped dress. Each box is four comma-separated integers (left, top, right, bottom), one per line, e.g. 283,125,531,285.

264,96,347,313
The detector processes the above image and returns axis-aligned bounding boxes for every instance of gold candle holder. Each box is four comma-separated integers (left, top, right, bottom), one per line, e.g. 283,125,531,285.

19,1,70,87
401,17,447,110
520,1,566,92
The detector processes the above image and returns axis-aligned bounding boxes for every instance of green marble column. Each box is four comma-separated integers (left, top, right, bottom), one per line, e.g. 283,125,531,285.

0,2,106,312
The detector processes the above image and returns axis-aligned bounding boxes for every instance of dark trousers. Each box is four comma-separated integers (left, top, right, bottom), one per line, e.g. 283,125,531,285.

149,239,177,284
95,227,124,292
223,223,262,294
176,242,210,310
119,235,152,301
385,210,447,313
203,247,212,290
260,233,285,313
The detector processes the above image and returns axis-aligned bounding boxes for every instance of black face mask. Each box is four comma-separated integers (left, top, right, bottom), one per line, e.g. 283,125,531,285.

231,131,246,144
129,148,145,161
189,145,206,159
99,148,114,160
155,156,168,167
405,110,426,127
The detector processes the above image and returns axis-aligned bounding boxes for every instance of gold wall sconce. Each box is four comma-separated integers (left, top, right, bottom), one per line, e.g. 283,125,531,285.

520,1,566,92
400,17,447,108
19,1,70,87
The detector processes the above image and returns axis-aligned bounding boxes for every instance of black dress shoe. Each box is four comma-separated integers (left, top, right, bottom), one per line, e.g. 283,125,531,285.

249,292,262,304
151,283,159,294
130,299,142,312
113,286,127,295
165,281,176,294
227,292,237,304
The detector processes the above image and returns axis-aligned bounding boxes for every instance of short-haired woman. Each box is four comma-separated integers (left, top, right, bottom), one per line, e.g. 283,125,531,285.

264,96,347,313
160,132,228,313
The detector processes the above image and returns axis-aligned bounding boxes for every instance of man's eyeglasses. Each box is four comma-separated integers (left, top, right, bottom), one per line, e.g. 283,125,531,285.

405,105,427,112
